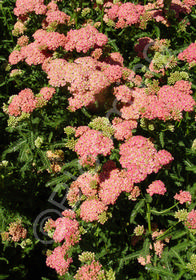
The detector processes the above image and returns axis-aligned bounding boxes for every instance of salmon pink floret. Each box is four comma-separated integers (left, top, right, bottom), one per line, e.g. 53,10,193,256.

186,209,196,229
64,25,108,53
80,199,108,222
174,190,192,204
119,136,173,183
46,244,73,276
74,129,114,166
8,88,37,116
53,216,80,246
146,180,167,196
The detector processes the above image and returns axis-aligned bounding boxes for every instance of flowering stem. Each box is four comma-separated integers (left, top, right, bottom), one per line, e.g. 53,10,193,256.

151,202,179,215
156,221,180,240
146,203,152,234
1,7,14,43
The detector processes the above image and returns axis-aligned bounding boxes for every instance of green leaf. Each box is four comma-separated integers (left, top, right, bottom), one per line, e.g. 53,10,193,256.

130,199,145,224
45,173,73,187
153,26,160,38
159,131,165,148
146,265,175,277
0,275,9,279
0,258,8,264
36,149,51,171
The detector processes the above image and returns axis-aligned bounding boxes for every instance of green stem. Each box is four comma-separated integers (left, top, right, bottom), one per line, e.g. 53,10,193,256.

151,202,179,215
147,203,152,234
1,7,14,43
156,221,180,240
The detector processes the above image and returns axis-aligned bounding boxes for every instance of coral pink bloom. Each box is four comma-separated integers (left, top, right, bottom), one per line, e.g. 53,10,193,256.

146,180,167,196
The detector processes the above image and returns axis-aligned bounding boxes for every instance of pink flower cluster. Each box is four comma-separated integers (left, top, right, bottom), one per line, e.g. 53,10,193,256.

119,136,173,183
80,199,108,223
14,0,47,17
178,43,196,64
186,209,196,229
138,255,151,266
144,0,195,26
12,21,27,36
146,180,167,196
174,190,192,204
74,259,105,279
112,117,137,141
99,165,134,205
9,42,51,66
70,172,99,199
8,88,37,116
53,215,80,246
113,85,133,103
120,81,195,121
46,244,73,276
74,128,114,166
104,2,145,28
44,8,70,27
45,210,81,275
43,54,135,111
39,87,56,101
64,25,108,53
43,57,110,110
8,221,27,242
7,87,55,117
33,29,67,51
138,228,170,266
17,35,29,47
67,163,138,223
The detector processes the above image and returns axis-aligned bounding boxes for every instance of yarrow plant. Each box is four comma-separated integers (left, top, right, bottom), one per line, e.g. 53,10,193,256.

1,0,196,279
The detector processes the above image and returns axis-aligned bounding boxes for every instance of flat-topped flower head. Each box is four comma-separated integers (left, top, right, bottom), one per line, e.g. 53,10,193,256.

119,136,173,183
174,190,192,204
8,88,37,116
74,129,114,166
64,25,108,53
146,180,167,196
46,244,73,276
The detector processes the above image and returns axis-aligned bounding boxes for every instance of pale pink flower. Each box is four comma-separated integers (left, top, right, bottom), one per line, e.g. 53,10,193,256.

33,29,67,51
178,43,196,64
113,85,133,103
17,35,29,46
104,2,145,29
112,118,137,141
9,50,24,65
74,129,114,166
8,88,37,116
53,216,80,246
137,255,151,266
14,0,47,17
12,21,27,36
46,244,73,276
64,25,108,53
120,136,173,184
154,240,165,258
74,172,99,198
80,199,108,222
99,168,133,205
146,180,167,196
8,221,27,242
39,87,56,101
21,42,51,65
74,260,105,279
186,209,196,229
174,190,192,204
45,9,70,26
